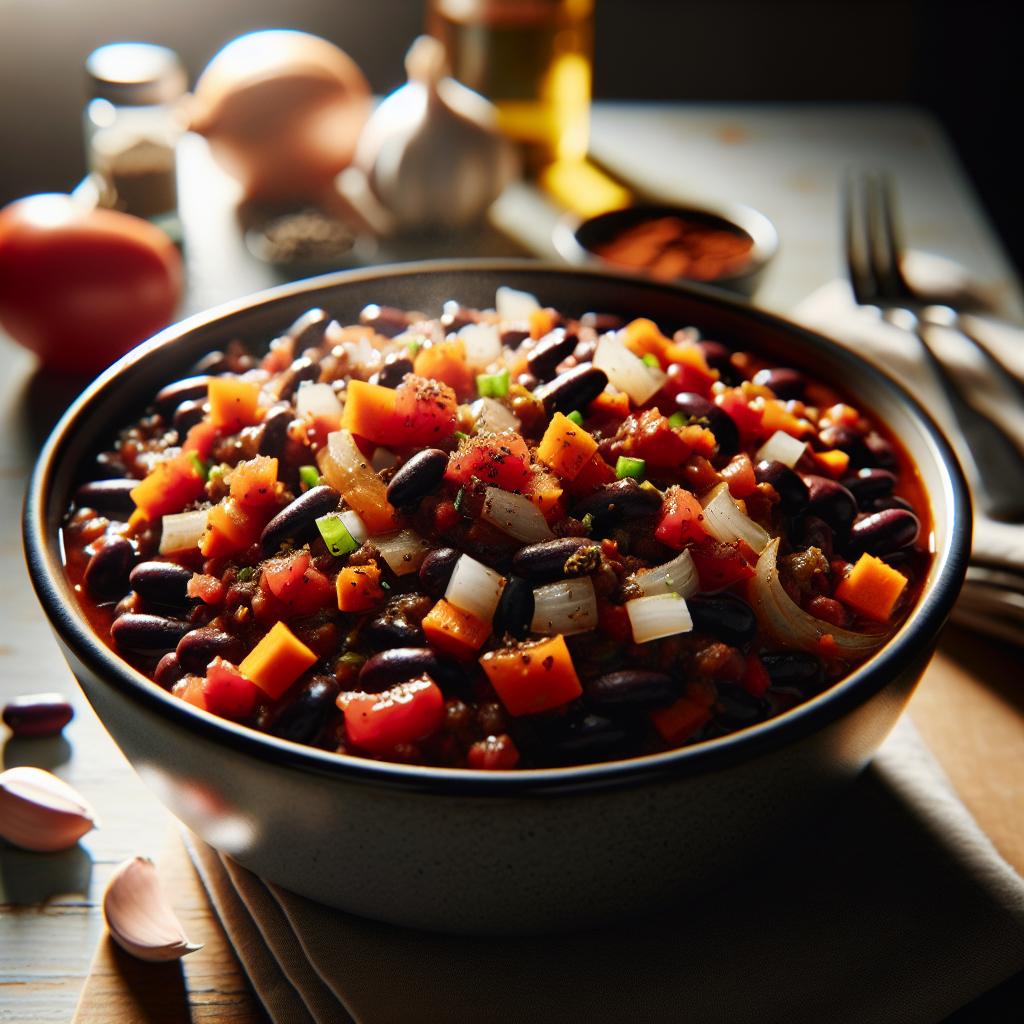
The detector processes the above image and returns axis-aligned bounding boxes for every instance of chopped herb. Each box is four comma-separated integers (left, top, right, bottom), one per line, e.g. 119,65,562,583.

566,410,584,427
406,338,423,357
641,353,661,368
299,465,321,490
380,579,391,591
208,465,226,485
453,486,466,512
338,651,366,669
476,368,510,398
581,512,594,533
316,513,358,557
454,430,469,444
616,455,646,480
668,411,688,428
187,452,208,480
236,566,255,583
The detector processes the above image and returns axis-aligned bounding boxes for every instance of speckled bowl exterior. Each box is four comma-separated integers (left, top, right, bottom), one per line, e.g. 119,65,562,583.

24,261,970,934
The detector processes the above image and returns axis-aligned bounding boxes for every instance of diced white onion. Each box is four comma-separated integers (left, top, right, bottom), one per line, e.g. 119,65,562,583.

459,322,503,369
295,382,343,423
755,429,806,469
445,554,505,622
634,549,699,599
371,447,398,472
159,509,209,555
626,593,694,644
496,286,540,322
593,332,663,405
470,397,521,434
374,529,430,575
339,509,368,545
481,487,554,543
531,577,598,636
700,483,770,553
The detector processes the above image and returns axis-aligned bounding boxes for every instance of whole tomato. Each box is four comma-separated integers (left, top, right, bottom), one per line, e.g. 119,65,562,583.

0,194,183,374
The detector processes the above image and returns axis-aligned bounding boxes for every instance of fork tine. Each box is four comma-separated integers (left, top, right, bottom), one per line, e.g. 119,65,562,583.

873,172,912,299
842,171,874,306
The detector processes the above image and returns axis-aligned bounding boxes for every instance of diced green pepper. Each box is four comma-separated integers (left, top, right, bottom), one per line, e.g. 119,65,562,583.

476,368,510,398
299,465,321,491
615,455,646,480
566,410,584,427
315,513,358,557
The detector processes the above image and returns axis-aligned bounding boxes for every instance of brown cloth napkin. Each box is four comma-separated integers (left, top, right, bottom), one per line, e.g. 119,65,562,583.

184,719,1024,1024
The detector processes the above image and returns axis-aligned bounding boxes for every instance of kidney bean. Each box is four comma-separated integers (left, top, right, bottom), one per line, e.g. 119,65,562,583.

842,467,897,506
287,307,332,348
386,449,448,508
535,363,608,415
818,424,872,468
176,626,246,674
418,547,461,597
361,595,430,651
517,372,539,391
271,675,341,744
673,392,740,456
527,328,577,382
511,537,601,581
2,693,74,737
111,613,190,655
129,561,193,608
441,300,478,333
866,495,915,514
74,478,137,518
258,404,292,458
277,356,321,401
113,592,143,619
688,594,758,650
803,475,858,532
761,651,826,697
571,479,661,526
154,375,210,415
359,303,409,338
585,669,679,709
752,366,806,400
848,508,920,556
714,683,770,728
796,515,835,559
172,399,206,436
501,327,530,347
84,536,135,599
492,576,534,639
755,459,809,513
864,432,898,470
376,354,414,389
154,652,184,688
260,485,341,554
359,647,461,693
580,311,625,333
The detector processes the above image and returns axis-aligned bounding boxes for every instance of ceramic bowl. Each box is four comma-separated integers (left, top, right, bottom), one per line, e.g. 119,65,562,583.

24,260,969,934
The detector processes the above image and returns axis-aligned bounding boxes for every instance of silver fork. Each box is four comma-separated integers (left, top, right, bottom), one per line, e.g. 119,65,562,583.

843,171,1024,522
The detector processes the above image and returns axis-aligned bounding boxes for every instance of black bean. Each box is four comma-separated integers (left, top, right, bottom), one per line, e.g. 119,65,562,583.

762,652,826,697
580,311,625,333
376,354,414,390
571,479,661,526
386,449,448,508
193,350,227,374
848,508,920,556
842,468,898,506
527,328,578,382
154,376,210,415
111,613,190,655
803,475,858,532
271,675,341,744
696,340,734,376
714,683,770,728
688,594,758,650
172,399,206,436
258,404,292,458
755,459,810,513
154,652,184,688
501,327,530,347
277,356,321,401
673,392,740,456
492,576,534,640
128,561,193,608
535,363,608,415
544,713,640,763
517,372,539,391
359,648,463,694
361,599,426,650
359,303,409,338
818,424,873,469
84,537,135,599
74,479,137,518
287,307,333,348
2,694,74,737
176,627,246,675
260,485,341,554
585,669,679,709
511,537,601,582
752,366,806,400
419,548,461,597
441,300,478,333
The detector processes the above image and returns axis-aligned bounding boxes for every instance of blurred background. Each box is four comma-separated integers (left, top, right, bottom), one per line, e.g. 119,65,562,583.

0,0,1019,271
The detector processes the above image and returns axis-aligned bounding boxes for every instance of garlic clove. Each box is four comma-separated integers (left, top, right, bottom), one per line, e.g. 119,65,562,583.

0,766,99,852
104,857,203,962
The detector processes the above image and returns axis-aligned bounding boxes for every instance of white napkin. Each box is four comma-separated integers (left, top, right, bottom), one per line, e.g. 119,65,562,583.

183,719,1024,1024
793,279,1024,646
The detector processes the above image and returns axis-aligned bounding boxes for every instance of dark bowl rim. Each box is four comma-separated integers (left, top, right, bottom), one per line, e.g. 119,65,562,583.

23,258,970,798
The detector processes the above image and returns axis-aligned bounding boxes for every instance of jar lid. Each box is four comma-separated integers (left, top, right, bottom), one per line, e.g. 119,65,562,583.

86,43,187,106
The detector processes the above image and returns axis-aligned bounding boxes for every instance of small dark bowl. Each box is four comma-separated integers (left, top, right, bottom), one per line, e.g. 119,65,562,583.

24,261,968,934
555,201,779,297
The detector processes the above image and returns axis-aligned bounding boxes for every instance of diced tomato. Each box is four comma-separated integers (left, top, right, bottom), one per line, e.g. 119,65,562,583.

183,420,218,461
597,601,632,644
525,468,564,521
619,409,695,469
565,451,618,497
229,455,279,506
741,654,771,698
202,657,259,720
689,539,755,591
340,676,445,754
650,696,711,745
655,486,708,549
664,359,717,399
261,551,334,618
187,573,225,605
715,389,763,445
445,431,531,490
394,374,459,443
720,453,757,499
173,675,207,711
467,734,521,770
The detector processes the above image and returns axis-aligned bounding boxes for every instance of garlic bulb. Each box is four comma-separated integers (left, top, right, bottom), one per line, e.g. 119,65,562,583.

0,766,98,852
104,857,202,962
355,35,516,232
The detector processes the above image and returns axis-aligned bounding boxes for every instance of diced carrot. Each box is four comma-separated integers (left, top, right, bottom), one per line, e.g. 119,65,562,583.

336,562,385,613
413,339,475,400
761,398,812,438
200,497,266,557
650,696,711,745
317,430,401,535
536,411,599,481
834,553,908,623
479,635,582,717
526,468,565,521
588,389,630,420
620,317,669,360
238,621,317,700
422,599,491,661
229,456,279,507
208,377,262,432
822,403,861,428
721,452,757,499
341,380,402,446
183,419,218,460
664,339,715,379
812,448,851,478
130,452,205,520
529,307,558,340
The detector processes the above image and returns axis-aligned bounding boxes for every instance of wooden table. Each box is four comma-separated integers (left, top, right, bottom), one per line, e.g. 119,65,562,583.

2,103,1022,1022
